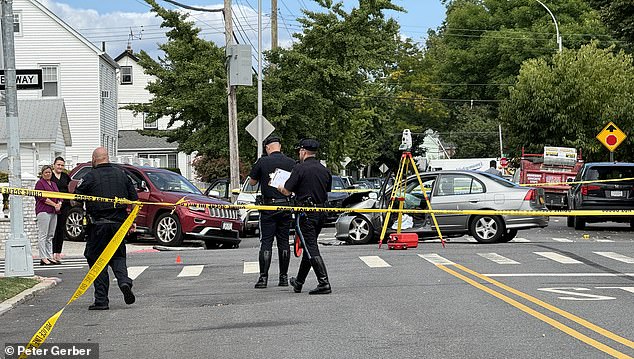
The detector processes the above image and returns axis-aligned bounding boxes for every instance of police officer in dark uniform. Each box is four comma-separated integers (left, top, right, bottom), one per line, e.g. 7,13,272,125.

75,147,138,310
249,135,296,288
278,139,332,295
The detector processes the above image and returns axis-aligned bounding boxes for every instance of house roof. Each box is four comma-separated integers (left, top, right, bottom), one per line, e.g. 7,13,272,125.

118,130,179,151
114,48,139,63
0,98,72,146
28,0,119,69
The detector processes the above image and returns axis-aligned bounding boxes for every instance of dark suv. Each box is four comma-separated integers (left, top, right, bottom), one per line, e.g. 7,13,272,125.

566,162,634,229
66,163,242,247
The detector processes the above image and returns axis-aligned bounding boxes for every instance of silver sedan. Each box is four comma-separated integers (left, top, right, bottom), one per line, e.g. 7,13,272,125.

335,171,549,244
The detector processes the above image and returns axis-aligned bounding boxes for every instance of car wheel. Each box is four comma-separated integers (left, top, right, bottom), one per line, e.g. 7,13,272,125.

65,207,85,241
154,212,183,246
566,216,574,227
470,215,504,243
574,216,585,230
347,216,374,245
498,229,518,243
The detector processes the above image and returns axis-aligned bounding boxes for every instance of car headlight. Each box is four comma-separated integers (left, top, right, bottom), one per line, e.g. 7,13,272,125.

188,205,207,213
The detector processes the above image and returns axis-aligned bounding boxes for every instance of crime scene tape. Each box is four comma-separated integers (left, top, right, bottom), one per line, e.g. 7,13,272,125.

519,177,634,187
3,186,634,217
18,205,141,359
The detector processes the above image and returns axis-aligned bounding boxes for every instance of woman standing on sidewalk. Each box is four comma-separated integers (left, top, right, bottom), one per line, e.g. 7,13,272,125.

51,157,71,263
35,165,61,265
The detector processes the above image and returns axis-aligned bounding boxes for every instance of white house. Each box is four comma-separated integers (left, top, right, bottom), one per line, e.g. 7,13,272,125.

115,48,195,180
6,0,118,167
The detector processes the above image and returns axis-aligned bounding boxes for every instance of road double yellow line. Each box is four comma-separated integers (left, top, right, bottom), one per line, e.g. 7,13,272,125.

437,263,633,358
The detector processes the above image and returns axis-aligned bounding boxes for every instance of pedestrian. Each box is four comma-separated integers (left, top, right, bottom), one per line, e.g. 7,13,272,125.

34,165,62,265
277,139,332,295
75,147,138,310
51,156,71,263
484,160,502,177
249,135,296,288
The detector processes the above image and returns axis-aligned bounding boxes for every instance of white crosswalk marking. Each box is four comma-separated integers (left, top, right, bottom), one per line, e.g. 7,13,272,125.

418,253,455,265
243,262,259,274
177,265,204,277
511,237,531,242
596,239,615,243
359,256,391,268
477,253,520,264
551,237,573,242
594,252,634,264
534,252,582,264
128,266,148,280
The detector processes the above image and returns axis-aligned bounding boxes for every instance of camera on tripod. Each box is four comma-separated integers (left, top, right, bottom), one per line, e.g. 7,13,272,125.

398,129,412,151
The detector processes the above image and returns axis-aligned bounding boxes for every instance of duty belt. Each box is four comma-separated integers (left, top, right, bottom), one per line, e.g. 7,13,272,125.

263,198,292,205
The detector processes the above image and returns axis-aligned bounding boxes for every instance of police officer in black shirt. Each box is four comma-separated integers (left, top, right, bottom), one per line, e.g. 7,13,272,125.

278,139,332,294
75,147,138,310
249,135,296,288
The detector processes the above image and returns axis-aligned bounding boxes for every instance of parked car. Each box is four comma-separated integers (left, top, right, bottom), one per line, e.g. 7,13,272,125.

335,170,549,244
566,162,634,229
205,178,259,236
66,163,242,248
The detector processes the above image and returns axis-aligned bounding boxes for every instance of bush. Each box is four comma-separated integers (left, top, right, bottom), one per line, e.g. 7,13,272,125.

192,155,250,183
0,172,7,182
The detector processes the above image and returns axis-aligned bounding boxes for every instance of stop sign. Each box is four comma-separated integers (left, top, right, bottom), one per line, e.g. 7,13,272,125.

500,157,508,168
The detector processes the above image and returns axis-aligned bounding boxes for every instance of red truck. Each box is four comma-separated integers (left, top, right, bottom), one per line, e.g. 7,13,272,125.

513,147,584,209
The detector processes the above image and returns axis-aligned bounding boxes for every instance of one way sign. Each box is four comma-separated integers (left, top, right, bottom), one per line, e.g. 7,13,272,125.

0,69,43,90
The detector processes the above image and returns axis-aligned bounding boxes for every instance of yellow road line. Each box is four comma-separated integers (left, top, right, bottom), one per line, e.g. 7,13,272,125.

454,263,634,349
437,264,633,359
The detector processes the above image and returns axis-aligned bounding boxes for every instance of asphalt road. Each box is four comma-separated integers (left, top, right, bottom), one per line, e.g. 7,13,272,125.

1,217,633,359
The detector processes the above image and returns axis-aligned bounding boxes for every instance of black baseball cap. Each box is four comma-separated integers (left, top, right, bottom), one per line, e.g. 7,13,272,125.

296,138,320,151
263,135,281,146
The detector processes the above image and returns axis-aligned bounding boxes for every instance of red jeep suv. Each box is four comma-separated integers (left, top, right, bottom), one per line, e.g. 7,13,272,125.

66,163,242,248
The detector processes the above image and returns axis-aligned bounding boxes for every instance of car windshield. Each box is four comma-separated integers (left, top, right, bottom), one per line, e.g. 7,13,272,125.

478,172,518,188
145,171,201,194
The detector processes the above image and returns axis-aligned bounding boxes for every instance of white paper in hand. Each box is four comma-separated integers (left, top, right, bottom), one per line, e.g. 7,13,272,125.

269,168,291,188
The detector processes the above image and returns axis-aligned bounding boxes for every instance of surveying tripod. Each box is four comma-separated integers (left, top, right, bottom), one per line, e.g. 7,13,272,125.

378,130,445,248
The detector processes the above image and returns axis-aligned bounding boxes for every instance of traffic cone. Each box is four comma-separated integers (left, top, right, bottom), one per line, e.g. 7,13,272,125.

175,255,182,264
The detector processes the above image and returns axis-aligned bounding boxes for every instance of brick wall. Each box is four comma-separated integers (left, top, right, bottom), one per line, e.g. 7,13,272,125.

0,179,39,254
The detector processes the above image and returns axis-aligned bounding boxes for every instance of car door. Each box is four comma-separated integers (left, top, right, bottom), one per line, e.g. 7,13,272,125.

206,179,230,201
401,175,438,231
431,174,486,232
127,168,151,228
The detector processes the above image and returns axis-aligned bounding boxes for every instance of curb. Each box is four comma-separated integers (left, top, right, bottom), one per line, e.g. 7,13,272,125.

0,276,62,316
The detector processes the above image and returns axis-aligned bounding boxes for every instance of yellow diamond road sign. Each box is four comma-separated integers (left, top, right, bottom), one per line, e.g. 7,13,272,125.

596,121,627,152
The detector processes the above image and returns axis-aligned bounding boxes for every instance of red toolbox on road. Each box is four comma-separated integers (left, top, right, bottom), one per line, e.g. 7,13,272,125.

387,233,419,250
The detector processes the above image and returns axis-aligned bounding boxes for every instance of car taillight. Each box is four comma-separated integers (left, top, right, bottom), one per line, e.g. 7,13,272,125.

524,189,536,201
581,185,600,195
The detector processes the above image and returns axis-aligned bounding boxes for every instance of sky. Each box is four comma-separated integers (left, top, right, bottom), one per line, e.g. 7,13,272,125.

38,0,447,59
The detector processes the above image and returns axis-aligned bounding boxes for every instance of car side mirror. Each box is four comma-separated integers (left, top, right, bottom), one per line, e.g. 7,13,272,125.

139,180,149,192
208,190,221,198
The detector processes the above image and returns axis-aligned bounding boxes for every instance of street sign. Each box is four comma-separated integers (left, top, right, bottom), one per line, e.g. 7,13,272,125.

245,115,274,143
500,157,508,168
0,69,43,90
379,163,389,173
596,121,627,152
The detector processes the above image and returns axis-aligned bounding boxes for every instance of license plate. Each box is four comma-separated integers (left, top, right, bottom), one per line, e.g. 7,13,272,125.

611,191,623,197
222,222,233,230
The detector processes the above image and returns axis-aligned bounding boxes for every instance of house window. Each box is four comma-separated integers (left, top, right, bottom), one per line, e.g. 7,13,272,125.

143,113,158,129
41,66,58,97
101,90,110,99
13,13,21,36
139,153,177,168
121,66,132,85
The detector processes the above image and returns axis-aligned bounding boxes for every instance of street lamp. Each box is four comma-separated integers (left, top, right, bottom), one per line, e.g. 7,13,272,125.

535,0,562,53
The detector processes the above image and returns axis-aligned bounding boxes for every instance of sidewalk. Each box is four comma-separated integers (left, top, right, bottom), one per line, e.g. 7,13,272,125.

0,240,156,260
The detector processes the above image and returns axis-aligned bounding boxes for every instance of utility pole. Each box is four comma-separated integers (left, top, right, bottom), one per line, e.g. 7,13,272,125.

271,0,277,51
256,0,263,158
1,0,33,277
224,0,240,198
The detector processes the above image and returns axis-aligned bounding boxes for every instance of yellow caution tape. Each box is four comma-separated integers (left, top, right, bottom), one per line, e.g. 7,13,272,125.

19,205,141,359
519,177,634,187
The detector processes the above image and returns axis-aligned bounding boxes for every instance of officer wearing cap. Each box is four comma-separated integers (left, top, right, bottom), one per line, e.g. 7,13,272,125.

249,134,296,288
278,139,332,294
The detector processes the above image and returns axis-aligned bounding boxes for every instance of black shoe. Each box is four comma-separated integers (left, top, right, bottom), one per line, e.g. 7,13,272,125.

88,304,109,310
120,283,135,305
278,274,288,287
309,283,332,295
289,277,303,293
254,276,268,289
39,259,53,266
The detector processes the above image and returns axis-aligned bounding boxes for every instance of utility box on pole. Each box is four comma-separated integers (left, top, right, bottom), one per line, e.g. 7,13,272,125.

227,44,252,86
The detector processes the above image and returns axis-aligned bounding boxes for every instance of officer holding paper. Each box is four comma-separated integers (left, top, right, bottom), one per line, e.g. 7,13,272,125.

248,135,296,288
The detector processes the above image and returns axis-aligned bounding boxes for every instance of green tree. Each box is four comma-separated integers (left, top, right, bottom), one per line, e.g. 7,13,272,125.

500,43,634,161
588,0,634,49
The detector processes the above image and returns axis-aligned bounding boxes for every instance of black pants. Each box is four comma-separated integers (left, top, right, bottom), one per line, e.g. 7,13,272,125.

52,204,69,254
259,210,291,252
84,222,132,306
298,212,326,259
